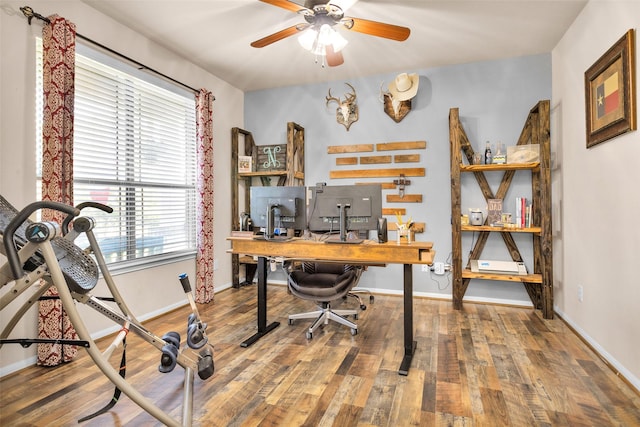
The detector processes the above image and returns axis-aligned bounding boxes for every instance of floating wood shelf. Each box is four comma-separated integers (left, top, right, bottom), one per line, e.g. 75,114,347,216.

327,144,374,154
376,141,426,151
330,167,425,179
387,194,422,203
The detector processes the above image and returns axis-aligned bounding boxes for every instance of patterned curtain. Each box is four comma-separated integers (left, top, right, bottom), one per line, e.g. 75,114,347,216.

195,89,215,303
38,15,78,366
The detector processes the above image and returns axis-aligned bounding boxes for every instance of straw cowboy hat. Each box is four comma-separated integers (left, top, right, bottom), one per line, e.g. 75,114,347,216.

388,73,419,101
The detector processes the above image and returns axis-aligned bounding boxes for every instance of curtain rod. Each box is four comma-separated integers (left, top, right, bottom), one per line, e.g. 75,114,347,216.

20,6,213,99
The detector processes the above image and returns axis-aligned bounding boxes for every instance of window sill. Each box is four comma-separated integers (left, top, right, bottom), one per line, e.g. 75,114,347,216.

104,250,196,277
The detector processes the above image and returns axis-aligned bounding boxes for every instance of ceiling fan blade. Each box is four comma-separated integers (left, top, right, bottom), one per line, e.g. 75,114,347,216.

344,17,410,41
259,0,309,13
251,25,303,48
326,45,344,67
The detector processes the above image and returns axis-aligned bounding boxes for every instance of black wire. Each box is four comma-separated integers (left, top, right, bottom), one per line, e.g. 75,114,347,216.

78,337,127,423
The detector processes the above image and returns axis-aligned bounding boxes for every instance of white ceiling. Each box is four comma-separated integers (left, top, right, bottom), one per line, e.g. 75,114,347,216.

81,0,587,92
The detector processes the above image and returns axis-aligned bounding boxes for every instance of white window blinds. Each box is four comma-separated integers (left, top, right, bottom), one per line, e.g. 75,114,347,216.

37,41,197,266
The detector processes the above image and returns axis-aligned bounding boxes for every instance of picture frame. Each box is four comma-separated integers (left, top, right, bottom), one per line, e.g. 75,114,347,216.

584,29,636,148
238,155,253,173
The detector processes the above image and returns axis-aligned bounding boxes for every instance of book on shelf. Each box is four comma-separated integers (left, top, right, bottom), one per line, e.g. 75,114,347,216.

487,198,503,226
515,197,533,228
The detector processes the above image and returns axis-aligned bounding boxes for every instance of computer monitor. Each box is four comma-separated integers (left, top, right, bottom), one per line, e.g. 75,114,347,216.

250,186,307,238
307,184,383,242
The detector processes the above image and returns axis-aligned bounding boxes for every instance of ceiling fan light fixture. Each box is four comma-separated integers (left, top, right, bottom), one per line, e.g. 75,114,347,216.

298,28,318,51
330,28,348,52
298,24,348,58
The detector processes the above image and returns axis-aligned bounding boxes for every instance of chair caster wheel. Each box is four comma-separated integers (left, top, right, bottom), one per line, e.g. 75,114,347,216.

158,343,178,373
354,313,359,320
360,304,367,310
197,347,214,380
306,331,313,340
350,328,358,336
187,324,208,349
288,319,294,325
370,295,375,303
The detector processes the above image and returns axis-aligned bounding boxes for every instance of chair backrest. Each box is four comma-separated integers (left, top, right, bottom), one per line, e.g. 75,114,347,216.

302,262,358,275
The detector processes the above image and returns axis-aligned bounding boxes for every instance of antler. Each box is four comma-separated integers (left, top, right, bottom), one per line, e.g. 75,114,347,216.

344,83,357,103
326,88,341,107
379,82,390,103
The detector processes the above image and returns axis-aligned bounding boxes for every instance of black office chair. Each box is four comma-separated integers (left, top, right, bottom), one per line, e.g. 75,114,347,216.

286,262,363,339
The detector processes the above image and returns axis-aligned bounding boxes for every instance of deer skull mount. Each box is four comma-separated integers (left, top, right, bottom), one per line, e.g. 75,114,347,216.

326,83,358,131
381,87,412,123
380,73,419,123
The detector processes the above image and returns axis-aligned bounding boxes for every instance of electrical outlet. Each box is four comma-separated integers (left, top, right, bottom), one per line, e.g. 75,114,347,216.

434,262,445,275
213,259,219,271
578,285,583,302
421,264,430,272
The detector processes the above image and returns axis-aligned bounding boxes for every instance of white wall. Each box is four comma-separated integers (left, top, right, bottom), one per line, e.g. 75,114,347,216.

552,0,639,389
0,0,241,375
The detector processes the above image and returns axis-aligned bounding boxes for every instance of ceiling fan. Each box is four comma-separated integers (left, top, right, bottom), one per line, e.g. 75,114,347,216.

250,0,411,67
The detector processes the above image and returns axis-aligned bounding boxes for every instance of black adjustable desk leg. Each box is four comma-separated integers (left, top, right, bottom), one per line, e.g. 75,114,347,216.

398,263,416,375
241,256,280,347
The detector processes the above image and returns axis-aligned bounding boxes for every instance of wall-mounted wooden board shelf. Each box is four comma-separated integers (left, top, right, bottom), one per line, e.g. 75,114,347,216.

327,144,374,154
387,194,422,203
376,141,426,151
330,167,425,179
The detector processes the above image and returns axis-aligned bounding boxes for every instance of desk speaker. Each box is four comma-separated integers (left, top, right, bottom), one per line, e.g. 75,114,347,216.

377,218,388,243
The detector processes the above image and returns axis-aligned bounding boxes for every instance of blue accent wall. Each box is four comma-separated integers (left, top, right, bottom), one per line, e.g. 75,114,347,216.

245,53,551,301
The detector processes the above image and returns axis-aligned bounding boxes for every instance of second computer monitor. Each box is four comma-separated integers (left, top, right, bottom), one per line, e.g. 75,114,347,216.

308,184,383,238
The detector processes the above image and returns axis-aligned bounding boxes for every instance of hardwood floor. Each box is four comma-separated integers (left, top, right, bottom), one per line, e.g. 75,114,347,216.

1,284,639,426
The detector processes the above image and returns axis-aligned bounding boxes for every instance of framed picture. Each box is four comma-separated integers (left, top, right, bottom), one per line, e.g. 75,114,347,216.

238,155,253,173
584,29,636,148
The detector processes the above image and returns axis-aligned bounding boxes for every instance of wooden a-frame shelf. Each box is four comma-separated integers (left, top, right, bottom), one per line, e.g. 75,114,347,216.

231,123,305,288
449,100,553,319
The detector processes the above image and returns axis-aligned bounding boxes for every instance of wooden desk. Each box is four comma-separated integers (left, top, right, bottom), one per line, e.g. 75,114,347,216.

227,237,435,376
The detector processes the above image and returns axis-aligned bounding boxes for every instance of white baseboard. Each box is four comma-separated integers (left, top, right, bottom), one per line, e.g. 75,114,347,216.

554,307,640,392
0,356,38,378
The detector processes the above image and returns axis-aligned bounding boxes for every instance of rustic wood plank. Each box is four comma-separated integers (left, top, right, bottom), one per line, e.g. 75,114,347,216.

330,167,425,179
356,182,396,190
394,154,420,163
386,194,422,203
360,155,392,164
383,207,405,215
376,141,427,151
336,157,358,165
386,222,425,233
327,144,374,154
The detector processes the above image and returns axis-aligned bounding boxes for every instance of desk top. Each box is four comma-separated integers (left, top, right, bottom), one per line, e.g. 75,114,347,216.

227,237,435,265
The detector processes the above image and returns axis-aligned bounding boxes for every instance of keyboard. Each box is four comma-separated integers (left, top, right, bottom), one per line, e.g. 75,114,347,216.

252,235,292,242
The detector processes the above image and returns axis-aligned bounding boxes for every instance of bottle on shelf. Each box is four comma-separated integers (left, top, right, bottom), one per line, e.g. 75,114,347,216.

493,141,506,164
484,141,492,165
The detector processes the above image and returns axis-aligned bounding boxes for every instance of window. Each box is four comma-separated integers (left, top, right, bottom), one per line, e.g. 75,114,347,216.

36,41,197,269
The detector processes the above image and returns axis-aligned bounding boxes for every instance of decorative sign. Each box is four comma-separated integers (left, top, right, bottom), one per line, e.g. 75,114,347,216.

256,144,286,172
